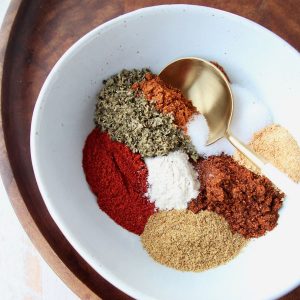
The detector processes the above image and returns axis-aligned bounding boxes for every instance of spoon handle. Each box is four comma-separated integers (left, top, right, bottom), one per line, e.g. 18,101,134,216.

226,132,299,195
226,133,266,169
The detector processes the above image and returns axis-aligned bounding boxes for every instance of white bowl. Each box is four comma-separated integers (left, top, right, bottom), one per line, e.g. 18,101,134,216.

31,5,300,300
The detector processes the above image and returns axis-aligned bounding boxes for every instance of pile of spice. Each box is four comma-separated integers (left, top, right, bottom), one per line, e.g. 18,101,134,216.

141,210,247,272
145,151,199,210
234,124,300,182
83,129,154,235
94,69,198,160
134,73,197,128
188,155,284,238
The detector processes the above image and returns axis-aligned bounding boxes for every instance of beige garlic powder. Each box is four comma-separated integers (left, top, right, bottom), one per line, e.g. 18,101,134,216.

234,124,300,183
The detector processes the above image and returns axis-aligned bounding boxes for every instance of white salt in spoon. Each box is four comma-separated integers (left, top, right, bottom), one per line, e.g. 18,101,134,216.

160,57,298,195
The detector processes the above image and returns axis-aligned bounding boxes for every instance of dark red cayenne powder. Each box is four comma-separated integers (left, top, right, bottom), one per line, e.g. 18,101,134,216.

83,128,155,235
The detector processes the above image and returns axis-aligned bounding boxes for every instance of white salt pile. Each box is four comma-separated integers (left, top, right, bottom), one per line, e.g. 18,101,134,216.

145,151,200,210
187,84,273,156
187,114,232,156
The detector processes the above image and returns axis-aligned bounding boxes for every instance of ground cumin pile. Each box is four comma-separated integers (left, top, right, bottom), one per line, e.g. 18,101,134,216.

141,210,247,272
234,124,300,183
189,155,284,238
134,73,197,128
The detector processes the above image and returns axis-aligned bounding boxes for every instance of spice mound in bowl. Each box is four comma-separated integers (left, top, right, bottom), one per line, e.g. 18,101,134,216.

141,210,247,272
82,67,297,272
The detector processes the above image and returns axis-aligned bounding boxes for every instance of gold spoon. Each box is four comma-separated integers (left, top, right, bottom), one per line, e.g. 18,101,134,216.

160,57,297,194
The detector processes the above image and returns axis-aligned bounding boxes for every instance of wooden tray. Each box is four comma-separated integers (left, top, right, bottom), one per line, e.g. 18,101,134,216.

0,1,299,299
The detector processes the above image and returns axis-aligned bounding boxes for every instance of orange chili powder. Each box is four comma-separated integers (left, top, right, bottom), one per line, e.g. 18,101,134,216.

133,73,197,129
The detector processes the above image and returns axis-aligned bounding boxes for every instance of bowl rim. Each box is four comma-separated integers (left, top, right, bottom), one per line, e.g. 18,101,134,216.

30,4,300,300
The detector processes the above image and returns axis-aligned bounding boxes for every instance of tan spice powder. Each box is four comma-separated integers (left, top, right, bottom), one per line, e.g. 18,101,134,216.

141,210,247,272
234,124,300,183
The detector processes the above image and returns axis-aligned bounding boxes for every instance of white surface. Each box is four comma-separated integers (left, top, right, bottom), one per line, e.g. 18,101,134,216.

145,151,199,210
0,1,9,23
262,163,300,196
31,5,300,300
230,84,273,143
0,1,78,299
0,180,79,300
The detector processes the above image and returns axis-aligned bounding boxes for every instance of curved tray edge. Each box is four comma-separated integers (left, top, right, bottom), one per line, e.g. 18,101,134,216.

0,1,100,299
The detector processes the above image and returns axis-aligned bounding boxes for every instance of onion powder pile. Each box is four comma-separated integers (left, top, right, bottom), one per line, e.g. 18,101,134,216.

234,124,300,183
145,151,200,210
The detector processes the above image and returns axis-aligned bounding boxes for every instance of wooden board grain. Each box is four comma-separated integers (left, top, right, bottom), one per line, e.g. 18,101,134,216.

0,1,299,299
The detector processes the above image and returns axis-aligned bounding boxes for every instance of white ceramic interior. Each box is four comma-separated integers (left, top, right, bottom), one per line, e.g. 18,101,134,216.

31,5,300,300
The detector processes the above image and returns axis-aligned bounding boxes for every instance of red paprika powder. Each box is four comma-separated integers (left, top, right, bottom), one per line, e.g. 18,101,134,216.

82,128,155,235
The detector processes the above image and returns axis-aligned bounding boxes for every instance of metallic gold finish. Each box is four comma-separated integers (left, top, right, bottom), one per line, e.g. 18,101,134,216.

159,57,266,170
226,131,266,169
